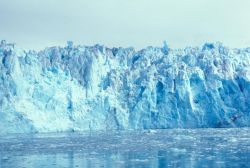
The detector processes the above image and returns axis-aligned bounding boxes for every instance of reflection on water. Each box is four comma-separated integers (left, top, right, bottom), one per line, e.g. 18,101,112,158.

0,128,250,168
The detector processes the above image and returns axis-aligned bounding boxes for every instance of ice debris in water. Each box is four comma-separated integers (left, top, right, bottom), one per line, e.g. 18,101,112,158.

0,40,250,133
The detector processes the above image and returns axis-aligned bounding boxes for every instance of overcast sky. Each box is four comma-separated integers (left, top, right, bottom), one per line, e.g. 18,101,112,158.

0,0,250,50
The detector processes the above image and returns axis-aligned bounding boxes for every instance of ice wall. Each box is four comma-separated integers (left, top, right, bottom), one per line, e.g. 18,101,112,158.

0,40,249,133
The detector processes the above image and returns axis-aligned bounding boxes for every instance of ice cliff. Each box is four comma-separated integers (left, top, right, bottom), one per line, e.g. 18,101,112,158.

0,40,249,133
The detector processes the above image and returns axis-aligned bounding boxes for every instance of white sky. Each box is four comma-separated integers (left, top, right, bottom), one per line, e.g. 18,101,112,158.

0,0,250,50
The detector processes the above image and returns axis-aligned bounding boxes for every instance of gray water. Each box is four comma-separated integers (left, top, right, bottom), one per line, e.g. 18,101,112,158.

0,128,250,168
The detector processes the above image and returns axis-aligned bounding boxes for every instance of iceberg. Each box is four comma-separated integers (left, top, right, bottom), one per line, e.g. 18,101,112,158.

0,40,249,133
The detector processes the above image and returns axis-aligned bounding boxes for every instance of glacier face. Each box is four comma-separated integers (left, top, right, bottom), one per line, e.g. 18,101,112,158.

0,40,249,133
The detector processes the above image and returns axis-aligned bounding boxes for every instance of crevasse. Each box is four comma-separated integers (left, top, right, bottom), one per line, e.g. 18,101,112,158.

0,40,249,133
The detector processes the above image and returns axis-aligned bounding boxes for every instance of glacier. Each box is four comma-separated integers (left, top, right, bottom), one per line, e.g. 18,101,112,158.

0,40,249,134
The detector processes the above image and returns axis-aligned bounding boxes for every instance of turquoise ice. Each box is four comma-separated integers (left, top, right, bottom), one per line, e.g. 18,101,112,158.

0,40,249,133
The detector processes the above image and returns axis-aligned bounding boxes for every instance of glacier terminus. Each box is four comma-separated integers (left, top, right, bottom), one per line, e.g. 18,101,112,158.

0,40,249,134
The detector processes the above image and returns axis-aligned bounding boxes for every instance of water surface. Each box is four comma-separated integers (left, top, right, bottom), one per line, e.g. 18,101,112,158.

0,128,250,168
